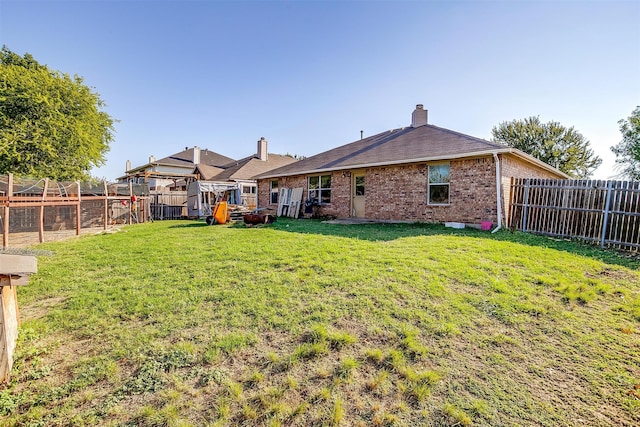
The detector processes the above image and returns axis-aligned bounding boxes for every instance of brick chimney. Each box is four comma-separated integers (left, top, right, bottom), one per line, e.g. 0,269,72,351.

411,104,428,128
257,137,268,161
193,146,201,164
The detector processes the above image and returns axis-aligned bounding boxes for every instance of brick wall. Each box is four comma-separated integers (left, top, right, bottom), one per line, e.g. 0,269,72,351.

257,175,307,214
364,158,498,223
501,154,562,180
259,157,498,224
258,154,562,225
257,173,351,218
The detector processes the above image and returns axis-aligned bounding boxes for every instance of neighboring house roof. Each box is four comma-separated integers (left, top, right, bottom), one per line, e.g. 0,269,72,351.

255,123,568,179
194,164,224,180
212,154,297,182
125,147,234,175
157,147,234,169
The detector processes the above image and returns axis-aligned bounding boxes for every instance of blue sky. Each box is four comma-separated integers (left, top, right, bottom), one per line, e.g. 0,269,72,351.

1,0,639,180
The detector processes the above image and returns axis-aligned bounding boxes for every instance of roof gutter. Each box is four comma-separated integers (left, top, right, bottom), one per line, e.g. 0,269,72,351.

492,152,503,233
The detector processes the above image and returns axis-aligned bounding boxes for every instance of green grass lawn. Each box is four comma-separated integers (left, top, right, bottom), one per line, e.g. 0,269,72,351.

2,219,639,426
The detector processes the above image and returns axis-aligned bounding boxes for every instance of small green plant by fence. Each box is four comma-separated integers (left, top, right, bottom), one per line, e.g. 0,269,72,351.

509,178,640,252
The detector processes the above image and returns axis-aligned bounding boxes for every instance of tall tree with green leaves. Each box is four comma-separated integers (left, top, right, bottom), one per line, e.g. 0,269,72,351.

0,46,115,180
491,116,602,178
611,106,640,180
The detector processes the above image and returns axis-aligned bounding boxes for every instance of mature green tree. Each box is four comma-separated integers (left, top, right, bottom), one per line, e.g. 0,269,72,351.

491,116,602,178
611,106,640,180
0,46,115,180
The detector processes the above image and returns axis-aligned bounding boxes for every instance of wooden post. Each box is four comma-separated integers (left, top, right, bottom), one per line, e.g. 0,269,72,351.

103,181,108,230
0,254,37,383
128,181,133,225
3,174,12,249
522,179,530,232
76,182,81,235
39,178,49,243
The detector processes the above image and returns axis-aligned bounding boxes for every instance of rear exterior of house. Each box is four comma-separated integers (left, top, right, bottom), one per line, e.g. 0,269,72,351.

255,105,567,226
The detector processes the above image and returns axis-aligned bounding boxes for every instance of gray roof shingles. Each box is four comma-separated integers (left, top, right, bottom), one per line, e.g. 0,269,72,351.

256,124,505,178
213,154,297,181
158,147,234,168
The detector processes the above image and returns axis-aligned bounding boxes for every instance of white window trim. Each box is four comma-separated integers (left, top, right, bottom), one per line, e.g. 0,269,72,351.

308,174,332,204
427,163,450,205
270,180,279,204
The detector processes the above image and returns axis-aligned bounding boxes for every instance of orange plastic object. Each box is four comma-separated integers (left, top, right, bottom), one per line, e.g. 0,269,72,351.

213,201,228,224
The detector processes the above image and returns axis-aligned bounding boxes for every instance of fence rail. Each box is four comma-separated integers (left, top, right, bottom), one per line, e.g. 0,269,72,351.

0,174,150,248
509,178,640,252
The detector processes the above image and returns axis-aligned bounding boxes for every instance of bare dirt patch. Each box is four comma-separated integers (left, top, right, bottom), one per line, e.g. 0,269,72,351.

19,296,67,320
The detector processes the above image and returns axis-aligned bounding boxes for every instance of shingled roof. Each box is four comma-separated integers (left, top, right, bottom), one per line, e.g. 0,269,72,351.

125,147,235,176
255,118,564,179
157,147,234,168
194,163,224,180
213,154,297,181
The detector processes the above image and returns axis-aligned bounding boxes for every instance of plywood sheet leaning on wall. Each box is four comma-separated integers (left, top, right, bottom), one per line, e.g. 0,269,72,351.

288,188,304,218
277,188,290,217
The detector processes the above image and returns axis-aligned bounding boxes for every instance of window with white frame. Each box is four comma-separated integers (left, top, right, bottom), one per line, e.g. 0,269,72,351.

428,163,450,204
270,180,279,204
308,174,332,204
242,185,256,194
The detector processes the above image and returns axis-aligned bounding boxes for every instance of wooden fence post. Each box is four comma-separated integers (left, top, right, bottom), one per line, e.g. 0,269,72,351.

128,182,133,225
39,178,49,243
522,179,530,232
103,181,108,230
600,181,614,248
76,182,81,235
3,174,12,249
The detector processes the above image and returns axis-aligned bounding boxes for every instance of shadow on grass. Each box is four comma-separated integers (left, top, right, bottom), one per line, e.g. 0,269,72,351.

265,218,640,270
168,222,209,228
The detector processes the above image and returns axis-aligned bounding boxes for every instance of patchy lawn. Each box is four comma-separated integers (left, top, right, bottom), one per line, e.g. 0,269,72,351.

2,219,639,426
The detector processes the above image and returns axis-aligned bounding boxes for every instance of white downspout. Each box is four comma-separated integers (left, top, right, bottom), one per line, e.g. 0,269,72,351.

492,152,503,233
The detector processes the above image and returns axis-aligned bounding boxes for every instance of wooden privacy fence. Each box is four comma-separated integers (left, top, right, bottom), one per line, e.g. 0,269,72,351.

0,174,150,248
149,191,188,220
509,178,640,252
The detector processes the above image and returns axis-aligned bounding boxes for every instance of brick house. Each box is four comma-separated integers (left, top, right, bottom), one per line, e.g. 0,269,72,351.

254,104,567,228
